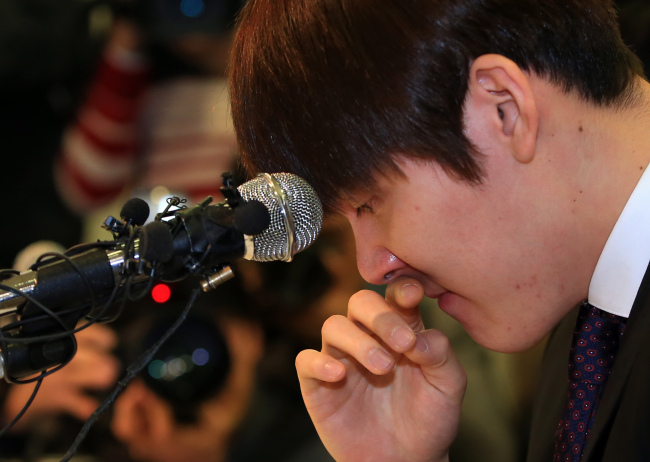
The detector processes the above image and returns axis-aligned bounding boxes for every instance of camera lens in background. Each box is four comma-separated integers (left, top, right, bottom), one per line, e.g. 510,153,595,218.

141,311,231,423
121,279,239,424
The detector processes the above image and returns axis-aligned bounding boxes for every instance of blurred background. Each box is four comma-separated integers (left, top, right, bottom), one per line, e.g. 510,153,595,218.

0,0,648,461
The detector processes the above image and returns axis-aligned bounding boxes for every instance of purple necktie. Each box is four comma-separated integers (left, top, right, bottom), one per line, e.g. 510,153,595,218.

553,303,626,462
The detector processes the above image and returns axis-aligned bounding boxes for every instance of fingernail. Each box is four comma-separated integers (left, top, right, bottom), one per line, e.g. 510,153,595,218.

369,348,393,371
415,333,429,353
390,326,416,350
400,282,422,299
324,361,343,380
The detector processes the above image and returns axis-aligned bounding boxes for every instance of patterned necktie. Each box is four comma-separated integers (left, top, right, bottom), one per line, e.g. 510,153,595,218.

553,303,626,462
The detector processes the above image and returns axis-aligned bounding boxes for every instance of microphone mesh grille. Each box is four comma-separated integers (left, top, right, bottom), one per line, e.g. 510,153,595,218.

238,173,323,262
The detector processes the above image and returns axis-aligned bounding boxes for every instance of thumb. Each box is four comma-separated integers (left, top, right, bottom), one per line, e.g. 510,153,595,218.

405,328,467,402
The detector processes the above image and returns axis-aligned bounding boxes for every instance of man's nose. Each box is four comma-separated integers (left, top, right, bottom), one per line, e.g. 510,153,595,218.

354,237,406,286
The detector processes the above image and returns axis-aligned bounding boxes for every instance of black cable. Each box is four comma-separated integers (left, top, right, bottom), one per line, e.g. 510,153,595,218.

0,307,83,334
59,287,200,462
126,273,155,301
0,373,44,438
92,273,129,324
61,240,117,257
0,269,20,279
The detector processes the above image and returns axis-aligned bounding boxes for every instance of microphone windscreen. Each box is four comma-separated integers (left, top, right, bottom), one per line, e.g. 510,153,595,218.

233,200,271,235
140,221,174,263
121,198,150,226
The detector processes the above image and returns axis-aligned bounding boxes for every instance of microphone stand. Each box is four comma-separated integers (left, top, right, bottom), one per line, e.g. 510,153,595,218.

0,181,250,382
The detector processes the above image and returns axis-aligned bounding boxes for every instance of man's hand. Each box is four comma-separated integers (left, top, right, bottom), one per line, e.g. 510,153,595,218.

295,277,467,462
3,323,120,431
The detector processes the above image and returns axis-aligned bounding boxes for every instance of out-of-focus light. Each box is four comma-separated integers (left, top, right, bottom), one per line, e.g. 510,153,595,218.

148,359,166,379
152,284,172,303
165,357,188,379
150,186,171,215
180,0,204,18
192,348,210,366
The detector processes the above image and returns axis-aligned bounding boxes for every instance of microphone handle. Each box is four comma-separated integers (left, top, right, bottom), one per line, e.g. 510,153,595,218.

0,247,123,328
20,248,119,333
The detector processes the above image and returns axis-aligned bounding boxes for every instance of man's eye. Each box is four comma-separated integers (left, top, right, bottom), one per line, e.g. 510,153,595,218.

356,203,374,216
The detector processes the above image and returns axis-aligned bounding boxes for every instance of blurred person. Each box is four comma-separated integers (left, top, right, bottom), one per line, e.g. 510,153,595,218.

111,278,264,462
111,272,335,462
228,1,650,462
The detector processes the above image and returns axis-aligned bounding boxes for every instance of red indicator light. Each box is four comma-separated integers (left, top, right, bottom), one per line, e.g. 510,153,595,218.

152,284,171,303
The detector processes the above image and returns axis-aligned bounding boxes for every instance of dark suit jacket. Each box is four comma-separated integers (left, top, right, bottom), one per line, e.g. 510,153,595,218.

527,269,650,462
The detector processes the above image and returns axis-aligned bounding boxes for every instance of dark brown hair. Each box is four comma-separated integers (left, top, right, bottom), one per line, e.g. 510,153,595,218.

229,0,643,213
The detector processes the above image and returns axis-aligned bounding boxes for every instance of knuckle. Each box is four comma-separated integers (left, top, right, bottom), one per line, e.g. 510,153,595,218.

295,350,309,369
428,329,452,352
348,289,381,310
321,314,347,335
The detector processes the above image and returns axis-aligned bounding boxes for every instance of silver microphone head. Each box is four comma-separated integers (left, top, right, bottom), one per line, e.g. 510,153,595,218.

238,172,323,262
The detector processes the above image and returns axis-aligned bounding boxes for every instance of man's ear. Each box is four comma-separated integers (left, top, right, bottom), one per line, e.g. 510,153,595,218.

465,54,538,164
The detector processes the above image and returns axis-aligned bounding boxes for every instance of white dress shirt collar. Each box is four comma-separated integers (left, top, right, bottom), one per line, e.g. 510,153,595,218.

589,166,650,318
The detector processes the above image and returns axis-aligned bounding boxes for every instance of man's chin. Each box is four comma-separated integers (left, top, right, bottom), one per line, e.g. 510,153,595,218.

437,295,549,353
467,325,549,353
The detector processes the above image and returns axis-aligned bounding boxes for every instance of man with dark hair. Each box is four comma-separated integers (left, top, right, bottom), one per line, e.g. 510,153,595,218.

228,1,650,461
